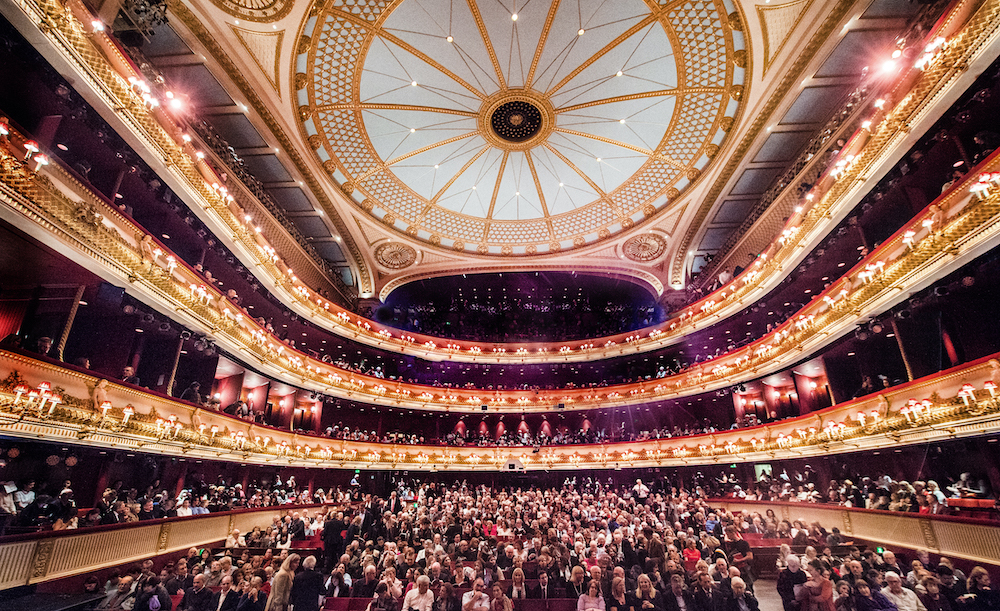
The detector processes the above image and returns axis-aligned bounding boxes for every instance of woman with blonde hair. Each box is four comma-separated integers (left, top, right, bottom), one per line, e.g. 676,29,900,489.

628,574,663,611
265,553,300,611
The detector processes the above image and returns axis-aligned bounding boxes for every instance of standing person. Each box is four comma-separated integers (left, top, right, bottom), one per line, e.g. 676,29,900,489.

265,553,300,611
801,560,835,611
778,556,808,611
324,511,347,570
290,556,325,611
724,526,754,592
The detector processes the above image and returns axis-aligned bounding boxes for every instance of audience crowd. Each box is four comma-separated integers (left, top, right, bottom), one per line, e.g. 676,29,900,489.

81,477,1000,611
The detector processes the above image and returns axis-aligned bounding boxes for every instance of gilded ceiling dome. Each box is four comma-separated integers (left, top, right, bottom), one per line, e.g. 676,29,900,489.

295,0,745,256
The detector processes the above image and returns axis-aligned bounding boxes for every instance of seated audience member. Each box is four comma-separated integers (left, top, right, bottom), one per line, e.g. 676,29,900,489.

237,577,267,611
727,578,759,611
882,573,924,611
856,581,898,611
212,576,239,611
179,573,213,611
98,576,135,610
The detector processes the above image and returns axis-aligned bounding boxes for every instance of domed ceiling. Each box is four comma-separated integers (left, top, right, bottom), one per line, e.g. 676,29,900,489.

296,0,745,256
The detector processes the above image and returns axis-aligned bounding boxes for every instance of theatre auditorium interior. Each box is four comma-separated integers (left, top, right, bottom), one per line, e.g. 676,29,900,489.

6,0,1000,610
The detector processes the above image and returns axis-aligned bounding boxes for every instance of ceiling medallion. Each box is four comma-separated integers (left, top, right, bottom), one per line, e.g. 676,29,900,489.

480,91,555,152
210,0,293,23
297,0,746,254
623,234,667,262
375,242,417,270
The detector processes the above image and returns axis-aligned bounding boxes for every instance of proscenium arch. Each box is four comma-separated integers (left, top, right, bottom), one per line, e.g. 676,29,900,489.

378,266,665,302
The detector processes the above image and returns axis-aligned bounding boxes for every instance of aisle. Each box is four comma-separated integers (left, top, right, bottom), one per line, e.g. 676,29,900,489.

754,579,783,611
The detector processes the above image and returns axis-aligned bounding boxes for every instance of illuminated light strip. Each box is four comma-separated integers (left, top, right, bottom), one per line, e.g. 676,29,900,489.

0,350,998,470
0,0,994,367
2,122,1000,412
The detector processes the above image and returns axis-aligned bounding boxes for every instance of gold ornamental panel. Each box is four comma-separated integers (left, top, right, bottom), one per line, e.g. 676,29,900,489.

295,0,745,254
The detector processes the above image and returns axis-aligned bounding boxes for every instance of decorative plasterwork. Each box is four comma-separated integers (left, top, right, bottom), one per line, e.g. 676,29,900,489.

2,349,999,473
758,0,813,74
622,233,667,262
374,241,417,270
168,0,375,296
669,0,853,286
208,0,293,23
295,0,746,255
228,25,284,95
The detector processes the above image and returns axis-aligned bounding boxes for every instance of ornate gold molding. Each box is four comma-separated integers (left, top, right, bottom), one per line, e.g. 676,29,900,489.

167,0,374,295
3,122,1000,412
1,349,999,473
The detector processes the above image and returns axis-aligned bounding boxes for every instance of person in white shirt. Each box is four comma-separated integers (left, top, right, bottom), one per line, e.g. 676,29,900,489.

882,572,927,611
462,579,490,611
402,575,435,611
14,481,35,511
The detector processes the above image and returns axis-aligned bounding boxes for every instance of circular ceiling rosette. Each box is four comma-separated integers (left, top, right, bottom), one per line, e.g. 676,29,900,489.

297,0,745,255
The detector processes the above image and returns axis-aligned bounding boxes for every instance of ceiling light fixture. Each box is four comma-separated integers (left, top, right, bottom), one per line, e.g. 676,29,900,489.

511,13,518,21
578,28,585,35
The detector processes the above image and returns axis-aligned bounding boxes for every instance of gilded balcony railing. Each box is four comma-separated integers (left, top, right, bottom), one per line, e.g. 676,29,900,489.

1,0,997,365
1,348,999,473
3,107,1000,413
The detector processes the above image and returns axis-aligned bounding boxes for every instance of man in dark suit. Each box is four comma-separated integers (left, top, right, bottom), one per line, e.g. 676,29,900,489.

323,511,347,570
165,561,194,595
529,572,554,599
693,572,725,611
664,574,696,611
725,578,759,611
210,576,239,611
351,565,379,598
100,500,126,525
290,555,326,611
178,574,213,611
386,491,403,515
290,512,307,541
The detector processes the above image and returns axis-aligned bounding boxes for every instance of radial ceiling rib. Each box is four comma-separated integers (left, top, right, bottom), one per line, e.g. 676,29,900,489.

376,28,487,99
466,0,507,91
524,0,562,89
429,145,491,205
556,88,709,114
485,151,510,220
315,103,478,117
543,142,606,198
545,14,658,97
380,131,481,170
524,150,552,220
554,127,686,171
